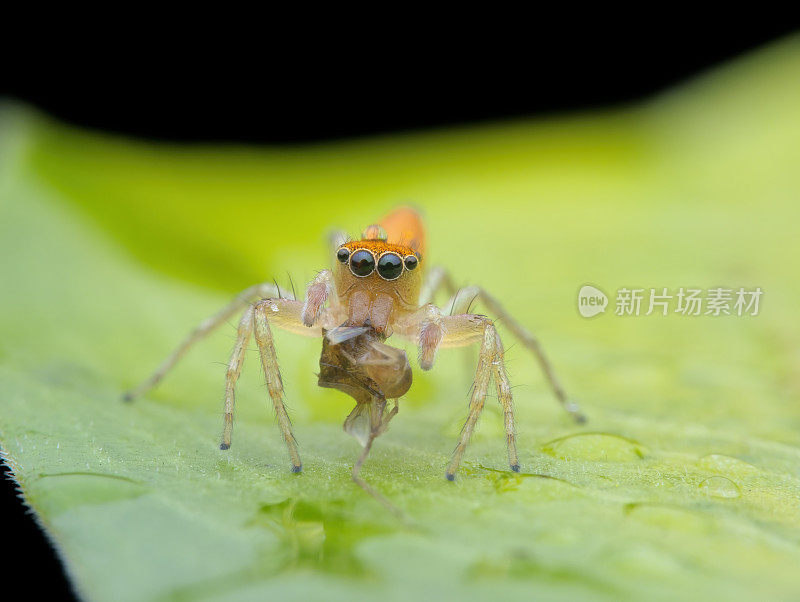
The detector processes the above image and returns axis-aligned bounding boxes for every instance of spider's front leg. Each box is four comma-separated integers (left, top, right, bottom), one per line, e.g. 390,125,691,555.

442,283,585,423
223,270,338,472
222,297,320,470
252,298,305,471
404,307,518,480
301,269,334,327
124,281,290,401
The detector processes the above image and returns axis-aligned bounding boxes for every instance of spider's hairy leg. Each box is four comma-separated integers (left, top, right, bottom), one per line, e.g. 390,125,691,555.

221,305,254,449
398,306,517,480
418,265,458,306
124,282,287,400
301,269,335,327
419,266,478,375
252,299,306,472
401,303,443,370
436,313,516,480
491,334,519,472
221,297,320,455
328,229,349,249
444,283,585,423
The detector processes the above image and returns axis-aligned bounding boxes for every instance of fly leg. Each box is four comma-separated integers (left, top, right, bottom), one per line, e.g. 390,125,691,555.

349,399,406,520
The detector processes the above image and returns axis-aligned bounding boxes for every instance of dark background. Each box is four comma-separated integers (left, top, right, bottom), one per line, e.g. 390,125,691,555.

5,27,799,145
2,25,797,599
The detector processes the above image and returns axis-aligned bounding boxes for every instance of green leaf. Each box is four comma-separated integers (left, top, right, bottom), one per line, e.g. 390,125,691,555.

2,37,800,601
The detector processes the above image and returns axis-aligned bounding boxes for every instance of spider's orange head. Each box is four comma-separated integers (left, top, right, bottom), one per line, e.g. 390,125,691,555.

335,229,422,294
333,207,426,326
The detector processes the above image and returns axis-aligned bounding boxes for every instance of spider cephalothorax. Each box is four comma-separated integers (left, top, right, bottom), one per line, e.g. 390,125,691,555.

331,231,424,334
126,206,583,511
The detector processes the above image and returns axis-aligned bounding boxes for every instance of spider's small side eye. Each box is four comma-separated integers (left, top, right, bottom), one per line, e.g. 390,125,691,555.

377,252,403,280
350,250,375,277
404,255,418,271
337,248,350,263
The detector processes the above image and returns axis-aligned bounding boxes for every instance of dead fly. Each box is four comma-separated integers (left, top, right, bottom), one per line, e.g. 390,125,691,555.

125,207,583,508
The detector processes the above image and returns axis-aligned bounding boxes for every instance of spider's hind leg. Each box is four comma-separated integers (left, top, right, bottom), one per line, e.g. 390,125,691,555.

444,282,585,423
124,282,286,401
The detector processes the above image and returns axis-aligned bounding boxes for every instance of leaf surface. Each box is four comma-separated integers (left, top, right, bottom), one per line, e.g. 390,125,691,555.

1,38,800,601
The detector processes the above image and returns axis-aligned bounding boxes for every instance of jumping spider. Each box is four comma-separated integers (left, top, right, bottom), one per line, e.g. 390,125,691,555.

125,207,583,505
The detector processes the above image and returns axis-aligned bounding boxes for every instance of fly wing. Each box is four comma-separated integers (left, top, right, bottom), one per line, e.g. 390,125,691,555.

378,206,426,257
325,325,371,345
343,403,373,447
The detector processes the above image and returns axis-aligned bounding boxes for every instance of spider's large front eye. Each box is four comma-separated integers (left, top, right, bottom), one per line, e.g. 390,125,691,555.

349,250,375,277
336,247,350,263
377,252,403,280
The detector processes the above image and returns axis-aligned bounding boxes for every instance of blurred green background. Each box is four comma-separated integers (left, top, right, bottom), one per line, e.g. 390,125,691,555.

1,37,800,601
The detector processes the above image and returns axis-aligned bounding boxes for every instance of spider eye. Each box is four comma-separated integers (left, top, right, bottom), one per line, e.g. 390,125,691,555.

404,255,418,271
336,247,350,263
349,250,375,277
377,253,403,280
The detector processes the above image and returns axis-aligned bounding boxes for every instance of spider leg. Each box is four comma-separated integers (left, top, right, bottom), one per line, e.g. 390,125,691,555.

328,229,349,249
396,304,519,481
124,281,289,400
396,306,518,479
418,265,458,306
129,270,343,472
442,284,585,423
252,299,305,472
301,269,336,327
438,314,516,480
219,296,321,455
221,305,254,449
